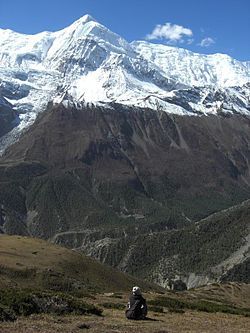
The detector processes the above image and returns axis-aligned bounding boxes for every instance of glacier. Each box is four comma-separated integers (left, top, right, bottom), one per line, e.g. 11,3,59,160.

0,14,249,152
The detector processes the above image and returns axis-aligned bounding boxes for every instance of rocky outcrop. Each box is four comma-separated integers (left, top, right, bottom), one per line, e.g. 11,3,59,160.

0,96,17,137
166,279,187,291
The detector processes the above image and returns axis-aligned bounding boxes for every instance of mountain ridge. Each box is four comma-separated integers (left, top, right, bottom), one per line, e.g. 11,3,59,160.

0,14,249,153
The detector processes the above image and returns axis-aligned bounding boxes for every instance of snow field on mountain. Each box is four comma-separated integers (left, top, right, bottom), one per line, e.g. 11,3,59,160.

0,14,249,151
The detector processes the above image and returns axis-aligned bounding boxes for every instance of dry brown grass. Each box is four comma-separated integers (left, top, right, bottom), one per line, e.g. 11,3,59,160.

0,235,161,293
1,291,250,333
185,282,250,309
0,308,249,333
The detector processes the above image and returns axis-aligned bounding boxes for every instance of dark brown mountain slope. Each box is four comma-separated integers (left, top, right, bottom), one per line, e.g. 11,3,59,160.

0,102,250,286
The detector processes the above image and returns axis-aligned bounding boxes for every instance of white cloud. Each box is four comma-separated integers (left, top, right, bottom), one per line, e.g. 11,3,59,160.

199,37,215,47
146,22,193,43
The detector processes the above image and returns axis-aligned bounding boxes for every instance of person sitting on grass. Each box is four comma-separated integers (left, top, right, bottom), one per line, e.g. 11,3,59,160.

125,286,148,320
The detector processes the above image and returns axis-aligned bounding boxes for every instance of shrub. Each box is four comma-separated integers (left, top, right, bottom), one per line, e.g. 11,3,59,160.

148,305,164,313
149,295,250,316
0,290,39,316
0,290,102,321
168,308,185,314
148,296,185,310
0,305,16,322
100,302,125,310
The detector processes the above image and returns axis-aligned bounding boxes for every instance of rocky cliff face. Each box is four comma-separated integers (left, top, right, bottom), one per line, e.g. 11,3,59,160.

0,101,250,287
0,95,17,137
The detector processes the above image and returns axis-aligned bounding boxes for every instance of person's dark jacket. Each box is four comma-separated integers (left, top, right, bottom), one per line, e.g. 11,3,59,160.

125,294,147,320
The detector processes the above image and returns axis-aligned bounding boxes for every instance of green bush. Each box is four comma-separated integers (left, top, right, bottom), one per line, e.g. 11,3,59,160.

0,305,16,322
148,296,250,316
186,300,250,316
100,302,125,310
148,305,164,313
0,289,102,321
0,290,39,316
168,308,185,314
148,296,185,310
109,293,123,299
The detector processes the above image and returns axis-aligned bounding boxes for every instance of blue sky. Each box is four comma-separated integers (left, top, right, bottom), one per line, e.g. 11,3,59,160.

0,0,249,61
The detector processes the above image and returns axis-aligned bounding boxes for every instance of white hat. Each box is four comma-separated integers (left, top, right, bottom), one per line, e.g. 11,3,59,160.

132,286,141,295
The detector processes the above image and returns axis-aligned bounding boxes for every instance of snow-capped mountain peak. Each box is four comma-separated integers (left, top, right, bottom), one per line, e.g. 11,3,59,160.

132,40,250,88
0,14,249,153
72,14,97,24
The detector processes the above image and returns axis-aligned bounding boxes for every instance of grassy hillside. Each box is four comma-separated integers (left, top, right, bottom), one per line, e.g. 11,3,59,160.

0,282,249,332
0,235,161,293
0,235,249,332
